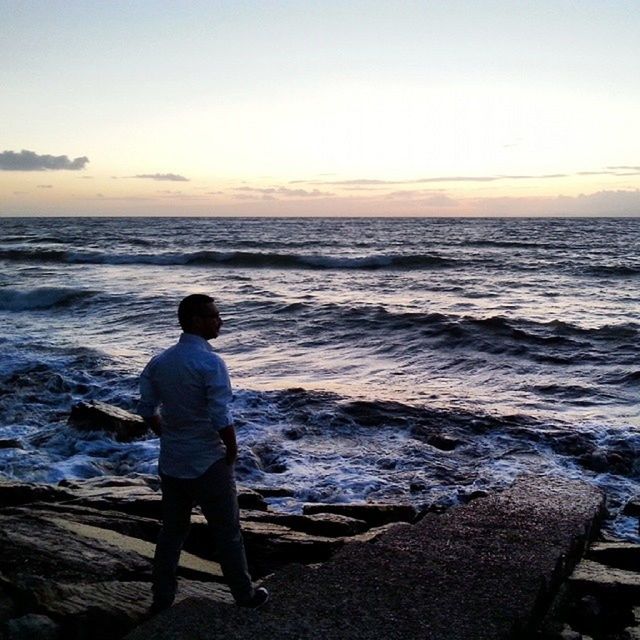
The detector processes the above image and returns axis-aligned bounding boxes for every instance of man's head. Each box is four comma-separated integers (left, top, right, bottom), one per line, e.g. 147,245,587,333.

178,294,222,340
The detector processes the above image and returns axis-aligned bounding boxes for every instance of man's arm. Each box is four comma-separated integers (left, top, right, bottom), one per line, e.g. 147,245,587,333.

139,361,161,435
204,356,236,462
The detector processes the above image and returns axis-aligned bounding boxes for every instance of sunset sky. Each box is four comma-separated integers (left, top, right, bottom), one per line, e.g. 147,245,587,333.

1,0,639,216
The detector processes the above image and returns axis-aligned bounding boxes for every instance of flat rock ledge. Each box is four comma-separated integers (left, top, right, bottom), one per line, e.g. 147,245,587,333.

0,475,413,640
125,476,605,640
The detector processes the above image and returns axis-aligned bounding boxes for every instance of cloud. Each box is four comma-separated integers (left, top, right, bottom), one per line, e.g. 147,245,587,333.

299,173,571,186
607,165,640,171
132,173,189,182
37,184,53,189
0,149,89,171
386,189,446,199
234,186,334,197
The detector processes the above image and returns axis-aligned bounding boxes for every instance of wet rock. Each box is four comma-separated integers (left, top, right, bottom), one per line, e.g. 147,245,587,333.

302,502,417,527
251,486,295,498
377,458,397,470
409,426,463,451
4,613,60,640
623,497,640,518
0,439,23,450
237,488,268,512
68,401,148,442
251,443,288,474
579,451,633,475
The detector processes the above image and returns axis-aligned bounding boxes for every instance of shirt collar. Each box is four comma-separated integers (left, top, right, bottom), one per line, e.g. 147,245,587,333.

179,333,214,350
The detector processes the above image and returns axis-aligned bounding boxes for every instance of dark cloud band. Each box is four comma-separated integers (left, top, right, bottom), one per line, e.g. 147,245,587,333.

0,149,89,171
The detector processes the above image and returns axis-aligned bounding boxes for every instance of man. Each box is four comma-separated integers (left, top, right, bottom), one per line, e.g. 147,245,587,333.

139,293,268,612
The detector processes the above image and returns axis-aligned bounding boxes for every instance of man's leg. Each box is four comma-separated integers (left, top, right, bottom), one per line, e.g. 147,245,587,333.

194,458,254,603
152,473,193,609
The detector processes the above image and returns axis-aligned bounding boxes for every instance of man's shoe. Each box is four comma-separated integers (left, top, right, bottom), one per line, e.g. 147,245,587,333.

237,586,269,609
149,599,172,615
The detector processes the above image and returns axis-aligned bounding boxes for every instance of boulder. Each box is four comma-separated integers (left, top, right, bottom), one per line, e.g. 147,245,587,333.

623,497,640,518
4,613,60,640
68,401,148,442
0,439,23,450
302,502,417,527
409,426,463,451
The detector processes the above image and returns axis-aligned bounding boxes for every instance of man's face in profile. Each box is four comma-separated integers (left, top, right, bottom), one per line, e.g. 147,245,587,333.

195,302,223,340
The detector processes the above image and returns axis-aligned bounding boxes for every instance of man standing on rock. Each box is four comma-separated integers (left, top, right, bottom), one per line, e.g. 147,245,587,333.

138,293,269,612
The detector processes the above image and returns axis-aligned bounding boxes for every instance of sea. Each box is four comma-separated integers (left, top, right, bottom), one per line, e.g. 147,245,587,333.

1,216,639,539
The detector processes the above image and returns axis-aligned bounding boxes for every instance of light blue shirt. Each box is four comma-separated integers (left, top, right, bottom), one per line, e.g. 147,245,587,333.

138,333,233,478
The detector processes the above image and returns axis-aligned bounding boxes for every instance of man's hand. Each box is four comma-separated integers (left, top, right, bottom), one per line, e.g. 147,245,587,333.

225,443,238,466
219,425,238,466
144,415,162,436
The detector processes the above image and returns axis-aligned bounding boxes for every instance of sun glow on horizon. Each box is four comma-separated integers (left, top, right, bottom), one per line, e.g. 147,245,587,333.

1,1,639,216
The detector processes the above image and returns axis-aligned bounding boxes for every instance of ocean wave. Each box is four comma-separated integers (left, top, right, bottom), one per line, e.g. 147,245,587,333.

0,248,455,270
586,264,640,278
0,287,97,311
465,239,558,249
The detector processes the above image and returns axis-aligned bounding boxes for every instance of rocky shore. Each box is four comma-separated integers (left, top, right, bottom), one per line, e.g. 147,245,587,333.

0,472,419,640
1,403,640,639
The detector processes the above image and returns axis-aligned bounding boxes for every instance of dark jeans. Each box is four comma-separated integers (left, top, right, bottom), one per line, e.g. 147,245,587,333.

152,458,253,605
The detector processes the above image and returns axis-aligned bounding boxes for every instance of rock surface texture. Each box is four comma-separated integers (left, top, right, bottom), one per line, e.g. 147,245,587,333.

126,476,605,640
0,475,405,639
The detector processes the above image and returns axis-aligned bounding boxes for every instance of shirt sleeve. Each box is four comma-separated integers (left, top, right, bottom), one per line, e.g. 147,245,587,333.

138,359,160,418
203,355,233,430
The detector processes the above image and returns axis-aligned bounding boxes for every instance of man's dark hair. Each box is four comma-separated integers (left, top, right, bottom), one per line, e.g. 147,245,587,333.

178,294,215,331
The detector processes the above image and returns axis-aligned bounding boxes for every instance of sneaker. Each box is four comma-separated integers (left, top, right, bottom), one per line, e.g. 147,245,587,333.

237,586,269,609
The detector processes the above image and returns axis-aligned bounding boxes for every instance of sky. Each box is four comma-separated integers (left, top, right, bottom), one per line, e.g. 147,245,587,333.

1,0,639,217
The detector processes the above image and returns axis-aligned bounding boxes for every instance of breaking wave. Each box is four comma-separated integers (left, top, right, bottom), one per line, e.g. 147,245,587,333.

0,248,455,270
0,287,97,311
